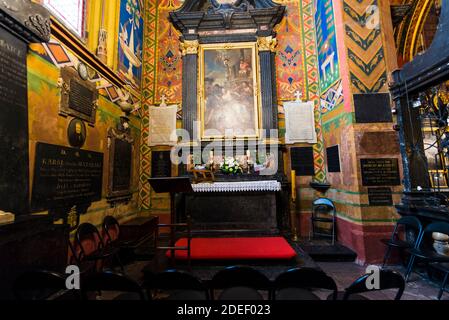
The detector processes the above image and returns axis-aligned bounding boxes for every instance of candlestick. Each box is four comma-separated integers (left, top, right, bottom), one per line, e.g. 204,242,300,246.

291,170,296,201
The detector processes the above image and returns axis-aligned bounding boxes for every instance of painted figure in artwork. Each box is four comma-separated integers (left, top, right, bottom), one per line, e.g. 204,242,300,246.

118,0,143,87
202,47,258,137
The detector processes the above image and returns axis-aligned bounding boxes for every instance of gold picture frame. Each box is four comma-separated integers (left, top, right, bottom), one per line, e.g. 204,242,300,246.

198,42,261,140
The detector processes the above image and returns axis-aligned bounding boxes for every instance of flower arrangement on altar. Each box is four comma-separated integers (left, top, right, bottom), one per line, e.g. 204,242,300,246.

220,157,243,175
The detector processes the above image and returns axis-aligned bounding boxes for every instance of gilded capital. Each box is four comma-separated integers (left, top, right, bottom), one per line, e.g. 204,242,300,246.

180,40,199,56
257,36,277,52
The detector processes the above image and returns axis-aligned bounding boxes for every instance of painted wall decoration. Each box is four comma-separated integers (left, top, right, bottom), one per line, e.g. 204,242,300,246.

315,0,340,93
118,0,144,88
275,1,304,101
343,0,387,93
156,0,183,103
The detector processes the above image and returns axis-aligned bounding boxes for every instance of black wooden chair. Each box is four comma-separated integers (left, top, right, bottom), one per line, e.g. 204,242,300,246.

340,269,405,300
273,267,338,300
210,266,271,300
13,270,80,300
75,223,124,273
310,198,337,244
82,270,146,300
144,269,208,300
404,222,449,299
381,216,423,267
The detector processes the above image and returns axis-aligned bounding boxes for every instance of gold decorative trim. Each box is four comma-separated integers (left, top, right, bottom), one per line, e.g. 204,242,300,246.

180,39,200,56
256,36,277,52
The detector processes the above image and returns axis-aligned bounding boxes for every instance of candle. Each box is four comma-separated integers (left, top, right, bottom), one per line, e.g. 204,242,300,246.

210,150,214,160
291,170,296,201
246,149,251,159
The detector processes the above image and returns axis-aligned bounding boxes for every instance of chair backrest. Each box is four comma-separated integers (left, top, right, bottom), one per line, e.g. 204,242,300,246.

274,267,338,300
82,271,145,300
144,269,208,299
76,223,104,260
312,198,336,217
417,221,449,250
211,266,271,299
13,270,71,300
343,269,405,300
103,216,120,244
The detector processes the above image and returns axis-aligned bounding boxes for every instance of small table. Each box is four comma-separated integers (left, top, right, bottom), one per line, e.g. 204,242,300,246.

119,216,159,248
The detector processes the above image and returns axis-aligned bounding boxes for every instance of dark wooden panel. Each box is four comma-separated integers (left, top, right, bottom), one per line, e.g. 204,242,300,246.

0,27,29,214
360,158,401,186
291,147,315,176
31,143,103,212
354,93,393,123
326,145,341,173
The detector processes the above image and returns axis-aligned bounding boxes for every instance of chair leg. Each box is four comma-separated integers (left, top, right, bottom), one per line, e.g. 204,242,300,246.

404,255,416,282
382,246,392,268
438,272,449,300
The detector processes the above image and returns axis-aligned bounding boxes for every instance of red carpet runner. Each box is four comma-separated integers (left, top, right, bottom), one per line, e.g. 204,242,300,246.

166,237,296,260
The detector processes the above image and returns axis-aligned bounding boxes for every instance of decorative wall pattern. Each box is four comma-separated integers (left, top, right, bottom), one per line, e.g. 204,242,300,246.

343,0,388,93
275,2,304,101
140,0,158,209
315,0,340,93
299,0,327,183
155,0,183,103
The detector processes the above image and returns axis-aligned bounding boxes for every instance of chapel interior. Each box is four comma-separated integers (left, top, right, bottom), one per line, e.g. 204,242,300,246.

2,0,449,301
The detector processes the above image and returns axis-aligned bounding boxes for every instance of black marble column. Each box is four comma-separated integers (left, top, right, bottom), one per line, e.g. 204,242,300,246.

258,49,278,138
181,45,198,139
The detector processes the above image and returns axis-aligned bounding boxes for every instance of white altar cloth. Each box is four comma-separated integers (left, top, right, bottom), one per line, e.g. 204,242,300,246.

191,180,281,193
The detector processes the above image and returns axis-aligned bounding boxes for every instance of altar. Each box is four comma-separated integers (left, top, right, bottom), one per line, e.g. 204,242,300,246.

175,177,289,235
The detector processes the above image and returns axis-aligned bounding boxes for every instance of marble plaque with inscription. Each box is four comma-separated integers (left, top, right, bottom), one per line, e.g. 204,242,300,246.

31,143,104,212
148,105,178,146
284,101,317,144
0,27,29,214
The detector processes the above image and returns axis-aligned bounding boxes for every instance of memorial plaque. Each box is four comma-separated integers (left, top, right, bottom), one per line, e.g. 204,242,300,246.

360,158,401,186
326,145,341,173
291,147,315,176
368,187,393,206
151,151,172,177
0,27,29,214
59,66,98,125
111,139,132,192
31,143,103,212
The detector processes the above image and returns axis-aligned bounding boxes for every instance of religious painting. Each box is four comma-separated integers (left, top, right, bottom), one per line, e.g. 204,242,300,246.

118,0,144,88
199,43,260,139
315,0,340,93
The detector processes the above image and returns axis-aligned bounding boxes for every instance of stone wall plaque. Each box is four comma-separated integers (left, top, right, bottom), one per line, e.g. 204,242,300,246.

360,158,401,186
31,142,103,212
151,151,172,177
107,118,134,204
0,27,29,214
284,101,317,144
368,187,393,206
59,66,98,125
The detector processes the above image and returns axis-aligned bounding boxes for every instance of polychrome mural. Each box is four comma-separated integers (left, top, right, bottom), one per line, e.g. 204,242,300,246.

275,1,303,101
315,0,339,93
118,0,144,88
